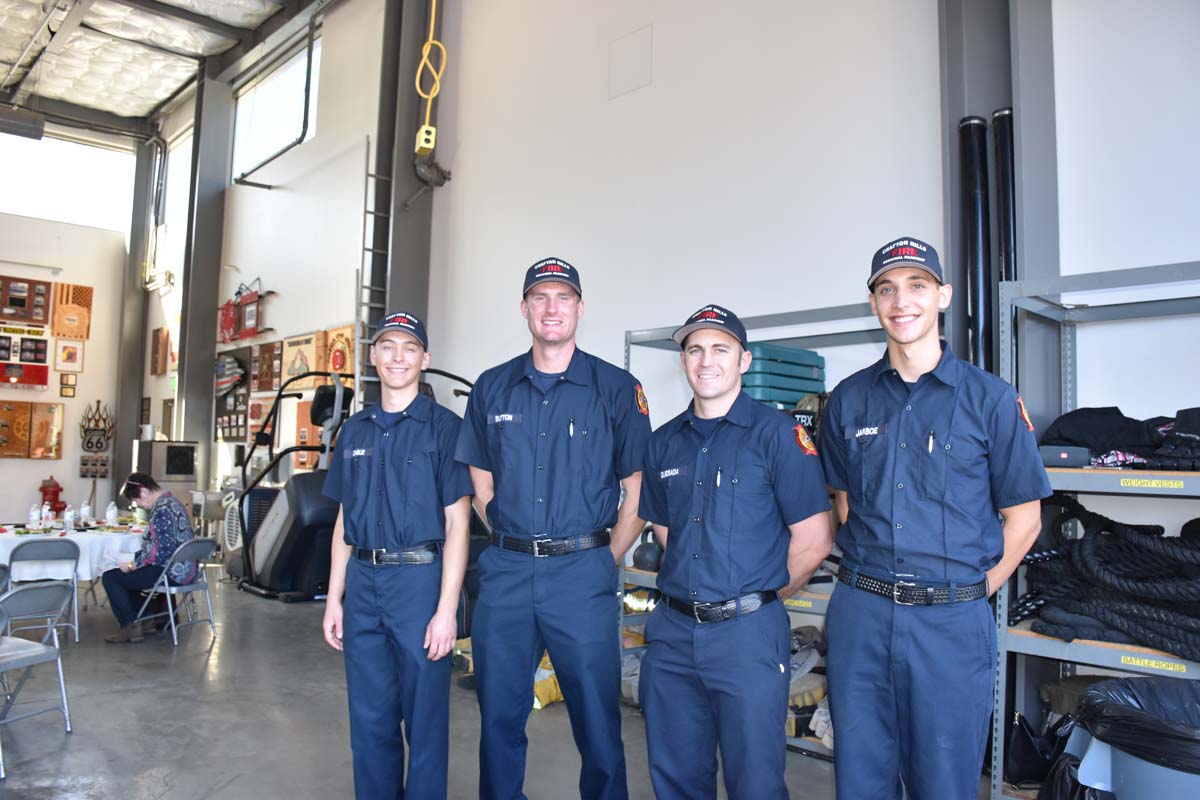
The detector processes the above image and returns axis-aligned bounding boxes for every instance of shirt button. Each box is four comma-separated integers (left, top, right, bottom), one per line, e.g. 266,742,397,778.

692,553,699,559
542,400,549,405
378,490,382,496
384,432,389,437
897,557,905,563
536,498,544,503
695,480,702,486
690,591,697,597
905,405,912,411
900,442,907,449
692,516,700,522
895,522,903,529
896,482,904,489
731,478,738,484
539,431,546,437
537,465,544,470
701,447,708,453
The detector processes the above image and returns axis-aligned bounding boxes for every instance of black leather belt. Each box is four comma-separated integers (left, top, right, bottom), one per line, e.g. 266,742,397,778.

665,591,778,623
489,530,610,557
838,570,987,605
354,543,440,566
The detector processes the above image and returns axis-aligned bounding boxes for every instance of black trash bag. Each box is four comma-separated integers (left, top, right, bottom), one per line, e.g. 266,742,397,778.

1077,677,1200,774
1036,754,1115,800
1007,713,1076,786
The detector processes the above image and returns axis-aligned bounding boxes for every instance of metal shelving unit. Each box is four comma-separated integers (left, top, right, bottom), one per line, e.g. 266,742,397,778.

989,262,1200,799
622,302,893,761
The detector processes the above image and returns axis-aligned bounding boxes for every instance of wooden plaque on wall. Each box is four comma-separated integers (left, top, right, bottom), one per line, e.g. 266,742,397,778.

28,402,63,459
0,401,31,458
282,331,327,390
150,327,170,375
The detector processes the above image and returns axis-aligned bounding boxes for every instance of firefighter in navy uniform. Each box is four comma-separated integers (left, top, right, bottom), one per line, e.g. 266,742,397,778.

321,311,473,799
820,238,1052,799
638,304,833,800
455,258,651,800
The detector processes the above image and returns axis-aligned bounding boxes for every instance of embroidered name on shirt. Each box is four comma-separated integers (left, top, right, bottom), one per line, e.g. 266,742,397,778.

351,449,367,456
856,426,880,438
487,413,523,425
659,467,683,479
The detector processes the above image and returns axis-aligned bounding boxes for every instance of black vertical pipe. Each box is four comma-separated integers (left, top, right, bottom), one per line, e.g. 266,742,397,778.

992,109,1016,283
959,116,993,372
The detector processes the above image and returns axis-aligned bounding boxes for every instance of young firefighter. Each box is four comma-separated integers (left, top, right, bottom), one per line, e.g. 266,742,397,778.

322,311,473,799
638,304,833,799
820,238,1051,798
455,258,651,800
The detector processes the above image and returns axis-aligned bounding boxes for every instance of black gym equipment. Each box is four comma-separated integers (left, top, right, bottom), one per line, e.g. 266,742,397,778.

959,115,994,373
237,371,354,601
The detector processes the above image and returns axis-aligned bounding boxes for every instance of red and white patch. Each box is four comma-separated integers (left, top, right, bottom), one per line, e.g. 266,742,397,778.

1017,395,1035,432
794,423,817,456
635,384,649,416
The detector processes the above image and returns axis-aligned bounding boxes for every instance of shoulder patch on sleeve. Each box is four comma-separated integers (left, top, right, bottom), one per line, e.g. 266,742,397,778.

1017,395,1035,432
635,383,649,416
794,422,818,455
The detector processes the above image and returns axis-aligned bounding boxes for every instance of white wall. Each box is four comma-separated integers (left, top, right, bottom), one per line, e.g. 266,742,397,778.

210,0,385,485
1053,0,1200,532
0,214,127,521
428,0,943,421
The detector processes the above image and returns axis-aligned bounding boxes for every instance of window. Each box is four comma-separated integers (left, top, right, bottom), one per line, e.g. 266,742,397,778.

0,133,134,232
231,38,322,179
154,132,193,281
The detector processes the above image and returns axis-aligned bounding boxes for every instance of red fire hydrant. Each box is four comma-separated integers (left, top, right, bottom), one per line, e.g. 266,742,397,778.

39,476,66,516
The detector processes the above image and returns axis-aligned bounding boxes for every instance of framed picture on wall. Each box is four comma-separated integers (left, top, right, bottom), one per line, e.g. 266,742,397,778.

140,396,151,425
60,373,76,386
60,386,75,398
55,339,84,373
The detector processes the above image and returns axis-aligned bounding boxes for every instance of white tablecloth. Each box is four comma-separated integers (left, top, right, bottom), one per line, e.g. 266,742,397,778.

0,531,145,582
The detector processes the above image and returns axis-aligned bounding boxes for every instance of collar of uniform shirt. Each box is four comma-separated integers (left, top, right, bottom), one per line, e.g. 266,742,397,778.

510,347,592,387
868,339,962,388
369,391,433,426
685,388,755,429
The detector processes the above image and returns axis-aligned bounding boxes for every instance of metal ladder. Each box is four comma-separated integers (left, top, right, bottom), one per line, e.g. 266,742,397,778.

354,138,390,412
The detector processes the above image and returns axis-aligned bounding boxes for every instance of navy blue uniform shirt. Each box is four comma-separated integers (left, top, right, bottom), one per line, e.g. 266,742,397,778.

323,392,473,550
640,391,830,602
455,348,651,539
820,343,1052,580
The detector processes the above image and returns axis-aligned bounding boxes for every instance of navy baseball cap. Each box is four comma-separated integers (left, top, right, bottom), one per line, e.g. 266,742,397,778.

522,257,582,297
868,237,943,289
672,304,748,348
372,310,428,349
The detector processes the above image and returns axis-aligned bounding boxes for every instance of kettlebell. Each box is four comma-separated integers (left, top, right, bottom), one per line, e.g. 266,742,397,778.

632,527,663,572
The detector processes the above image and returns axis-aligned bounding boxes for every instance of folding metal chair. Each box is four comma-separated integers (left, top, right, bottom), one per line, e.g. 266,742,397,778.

0,583,73,779
0,565,8,596
133,539,218,647
7,540,80,643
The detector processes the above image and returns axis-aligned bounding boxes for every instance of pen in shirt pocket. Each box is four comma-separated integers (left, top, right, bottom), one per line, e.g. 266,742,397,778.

716,466,722,488
569,417,574,438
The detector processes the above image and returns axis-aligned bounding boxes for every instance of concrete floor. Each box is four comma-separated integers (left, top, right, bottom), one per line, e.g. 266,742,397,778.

1,568,836,799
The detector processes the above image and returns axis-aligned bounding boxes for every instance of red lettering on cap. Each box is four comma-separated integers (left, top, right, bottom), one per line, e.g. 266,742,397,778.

541,264,564,273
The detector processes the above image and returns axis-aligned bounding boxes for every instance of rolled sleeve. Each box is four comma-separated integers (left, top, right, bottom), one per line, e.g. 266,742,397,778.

454,385,492,470
818,393,850,492
638,438,669,525
989,387,1053,509
773,423,831,524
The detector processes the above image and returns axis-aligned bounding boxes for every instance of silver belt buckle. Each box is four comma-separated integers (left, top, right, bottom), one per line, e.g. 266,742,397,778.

892,580,917,605
531,538,550,557
692,603,708,623
370,549,385,566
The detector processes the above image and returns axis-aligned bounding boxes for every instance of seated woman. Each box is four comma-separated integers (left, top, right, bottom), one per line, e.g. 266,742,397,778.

102,472,198,644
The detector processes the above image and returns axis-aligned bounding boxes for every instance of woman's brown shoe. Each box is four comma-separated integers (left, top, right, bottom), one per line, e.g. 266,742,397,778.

104,623,144,644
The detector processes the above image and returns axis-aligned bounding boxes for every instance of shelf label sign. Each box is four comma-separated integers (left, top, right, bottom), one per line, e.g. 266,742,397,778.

1119,478,1185,490
1121,655,1186,674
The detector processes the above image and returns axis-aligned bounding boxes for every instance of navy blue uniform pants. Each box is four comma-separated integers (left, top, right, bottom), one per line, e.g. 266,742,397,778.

639,598,791,800
473,544,626,800
342,558,450,800
825,578,996,800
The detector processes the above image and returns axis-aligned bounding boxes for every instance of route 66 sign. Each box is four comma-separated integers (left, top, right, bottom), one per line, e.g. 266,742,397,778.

80,400,114,453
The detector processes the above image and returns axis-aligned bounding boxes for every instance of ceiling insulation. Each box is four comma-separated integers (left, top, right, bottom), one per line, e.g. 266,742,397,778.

158,0,280,30
0,0,67,89
86,0,237,56
22,26,196,117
